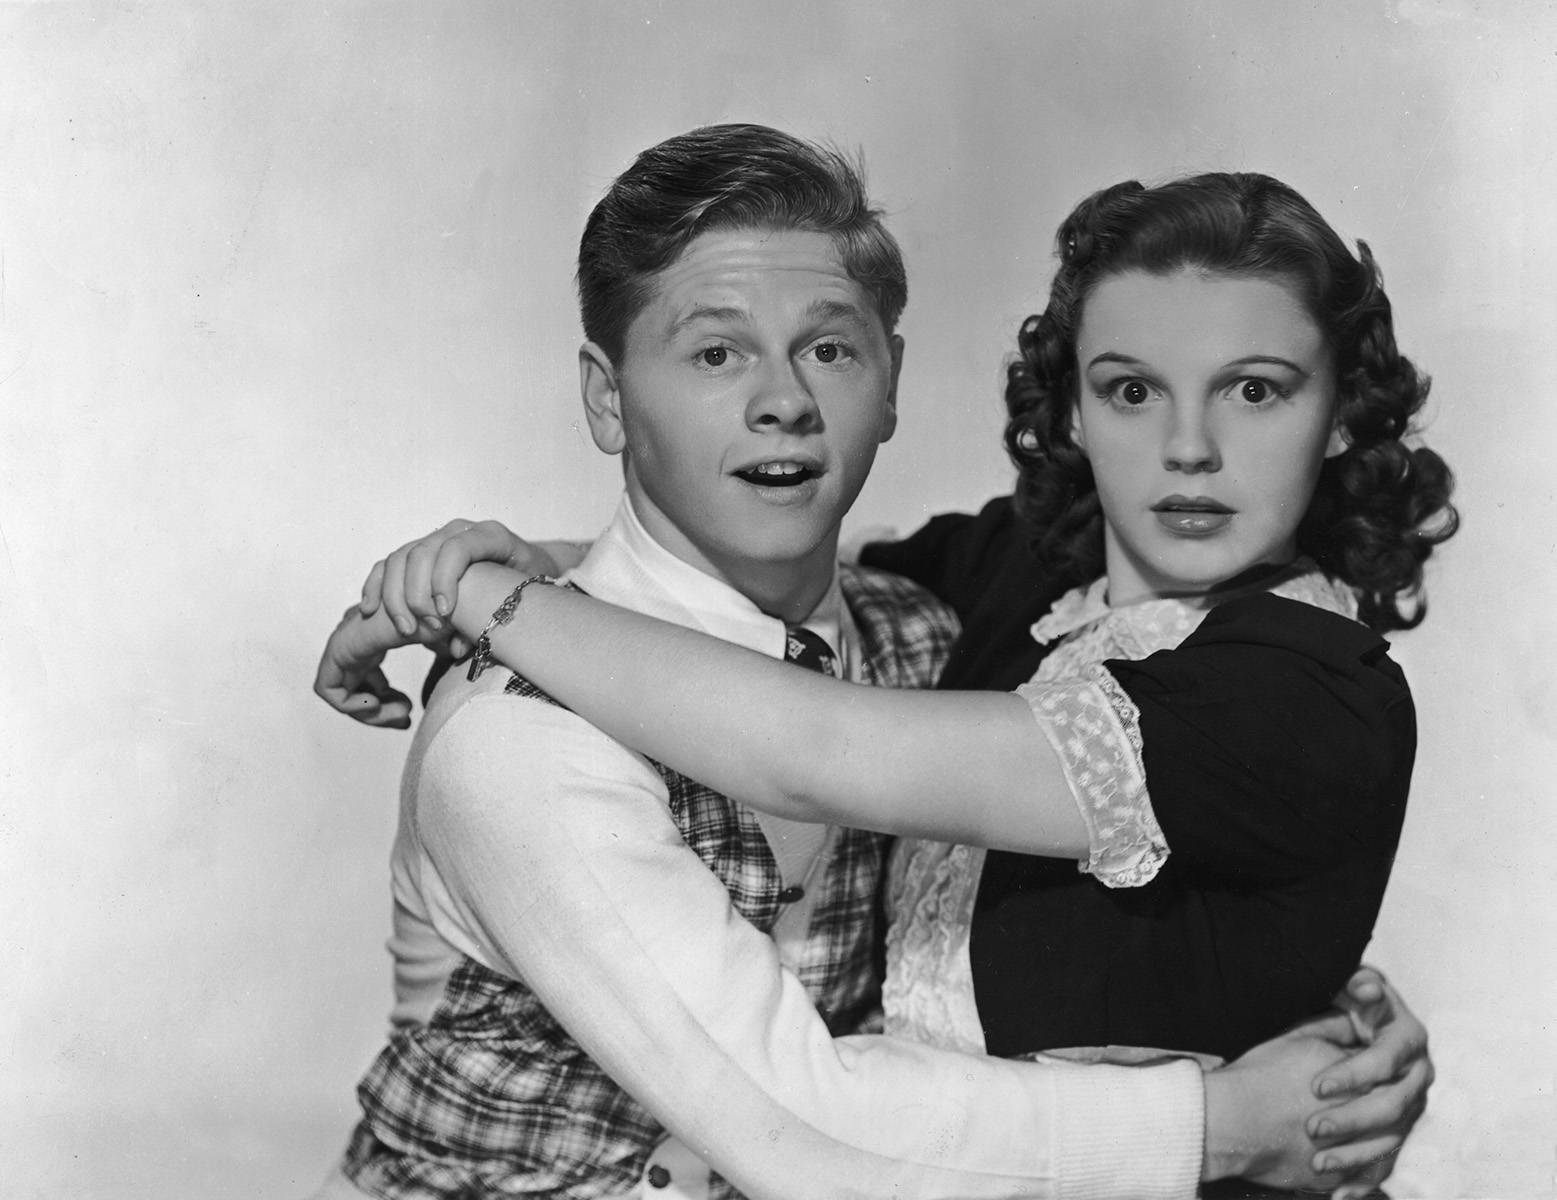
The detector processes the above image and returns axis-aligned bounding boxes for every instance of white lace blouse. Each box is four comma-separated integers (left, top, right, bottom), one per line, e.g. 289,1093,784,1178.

881,562,1360,1054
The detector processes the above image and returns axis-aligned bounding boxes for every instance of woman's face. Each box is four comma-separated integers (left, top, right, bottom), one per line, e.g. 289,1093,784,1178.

1072,268,1344,606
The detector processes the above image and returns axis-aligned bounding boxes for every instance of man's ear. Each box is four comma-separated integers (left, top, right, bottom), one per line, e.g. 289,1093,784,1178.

879,334,904,444
579,341,626,455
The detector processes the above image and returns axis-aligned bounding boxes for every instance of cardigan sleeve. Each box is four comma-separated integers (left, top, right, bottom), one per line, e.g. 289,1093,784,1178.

409,684,1207,1200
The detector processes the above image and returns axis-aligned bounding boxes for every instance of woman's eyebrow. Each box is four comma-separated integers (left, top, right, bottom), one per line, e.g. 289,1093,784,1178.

1085,351,1147,370
1224,354,1309,374
1084,352,1312,374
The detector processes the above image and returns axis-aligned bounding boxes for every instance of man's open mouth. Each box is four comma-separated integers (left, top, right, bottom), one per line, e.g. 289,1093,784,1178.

734,462,817,488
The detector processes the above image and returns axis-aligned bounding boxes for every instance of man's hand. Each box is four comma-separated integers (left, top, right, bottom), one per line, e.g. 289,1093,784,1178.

1298,966,1433,1197
358,519,583,648
312,603,425,728
1203,1028,1354,1192
1204,966,1433,1198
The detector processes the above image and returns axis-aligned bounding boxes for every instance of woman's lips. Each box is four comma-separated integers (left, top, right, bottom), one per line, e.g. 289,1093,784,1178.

1152,496,1234,536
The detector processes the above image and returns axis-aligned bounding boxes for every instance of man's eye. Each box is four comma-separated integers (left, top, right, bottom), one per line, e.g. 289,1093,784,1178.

699,347,729,367
810,341,853,365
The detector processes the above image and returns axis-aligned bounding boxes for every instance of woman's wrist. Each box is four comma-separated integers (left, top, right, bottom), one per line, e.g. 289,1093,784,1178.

450,562,531,640
464,571,556,682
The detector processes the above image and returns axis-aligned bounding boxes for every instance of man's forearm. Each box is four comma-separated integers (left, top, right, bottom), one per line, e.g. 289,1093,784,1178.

419,692,1206,1199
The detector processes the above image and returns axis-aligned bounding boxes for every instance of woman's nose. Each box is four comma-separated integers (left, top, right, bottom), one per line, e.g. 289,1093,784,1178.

1163,404,1220,473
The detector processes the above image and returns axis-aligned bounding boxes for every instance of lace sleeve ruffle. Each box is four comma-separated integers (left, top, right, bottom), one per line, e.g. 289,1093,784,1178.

1016,665,1168,888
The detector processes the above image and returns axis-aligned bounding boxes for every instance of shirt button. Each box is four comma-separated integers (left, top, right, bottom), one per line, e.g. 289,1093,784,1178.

647,1165,672,1189
777,885,805,904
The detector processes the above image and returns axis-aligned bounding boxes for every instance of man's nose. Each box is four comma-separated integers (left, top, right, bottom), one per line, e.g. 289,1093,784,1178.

747,360,821,432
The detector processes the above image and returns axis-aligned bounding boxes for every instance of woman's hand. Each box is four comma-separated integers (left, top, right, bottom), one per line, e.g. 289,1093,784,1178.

358,519,585,652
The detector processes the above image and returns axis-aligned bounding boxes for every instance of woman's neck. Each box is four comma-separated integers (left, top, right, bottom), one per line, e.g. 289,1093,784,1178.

1104,558,1308,610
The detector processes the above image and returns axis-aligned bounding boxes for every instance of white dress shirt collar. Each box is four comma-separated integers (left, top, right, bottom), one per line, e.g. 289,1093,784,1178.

568,493,850,669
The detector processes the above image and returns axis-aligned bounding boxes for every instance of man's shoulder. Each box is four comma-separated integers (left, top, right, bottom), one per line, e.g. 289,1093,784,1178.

839,562,960,688
840,561,954,615
412,666,653,789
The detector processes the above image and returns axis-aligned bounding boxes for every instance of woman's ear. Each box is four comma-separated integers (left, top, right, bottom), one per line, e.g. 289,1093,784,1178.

1325,418,1349,459
1067,402,1087,454
579,342,626,455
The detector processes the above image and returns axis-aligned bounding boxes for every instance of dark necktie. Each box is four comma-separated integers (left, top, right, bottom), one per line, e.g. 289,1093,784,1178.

784,625,840,678
774,624,840,900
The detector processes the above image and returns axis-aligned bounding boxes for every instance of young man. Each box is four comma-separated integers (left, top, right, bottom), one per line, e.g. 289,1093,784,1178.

313,125,1426,1199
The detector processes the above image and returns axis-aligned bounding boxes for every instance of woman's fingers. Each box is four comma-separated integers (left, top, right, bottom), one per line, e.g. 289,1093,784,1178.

432,536,479,620
359,558,387,617
380,547,415,636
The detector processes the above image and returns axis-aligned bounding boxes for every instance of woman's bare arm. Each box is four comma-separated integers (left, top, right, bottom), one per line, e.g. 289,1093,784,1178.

452,563,1089,857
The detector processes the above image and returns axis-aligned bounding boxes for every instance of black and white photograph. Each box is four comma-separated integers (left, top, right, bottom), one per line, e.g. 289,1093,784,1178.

2,3,1552,1197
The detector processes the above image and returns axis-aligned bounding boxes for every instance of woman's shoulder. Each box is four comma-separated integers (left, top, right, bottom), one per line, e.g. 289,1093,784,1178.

1105,592,1415,877
1193,589,1383,654
1183,591,1408,700
1106,588,1414,858
856,493,1058,621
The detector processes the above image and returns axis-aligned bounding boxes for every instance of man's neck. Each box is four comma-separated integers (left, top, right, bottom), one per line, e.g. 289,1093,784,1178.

718,556,835,625
620,491,839,624
669,534,837,625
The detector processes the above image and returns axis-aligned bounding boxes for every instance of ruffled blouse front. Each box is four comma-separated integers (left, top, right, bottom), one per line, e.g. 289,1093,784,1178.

882,563,1360,1054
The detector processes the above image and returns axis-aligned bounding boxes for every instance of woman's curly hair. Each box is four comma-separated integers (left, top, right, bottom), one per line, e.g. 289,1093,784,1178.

1004,173,1458,632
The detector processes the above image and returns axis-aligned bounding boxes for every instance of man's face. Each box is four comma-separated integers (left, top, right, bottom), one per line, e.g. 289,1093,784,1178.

584,227,901,592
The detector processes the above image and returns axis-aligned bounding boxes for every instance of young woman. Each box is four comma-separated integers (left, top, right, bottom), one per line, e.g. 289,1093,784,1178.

333,172,1453,1084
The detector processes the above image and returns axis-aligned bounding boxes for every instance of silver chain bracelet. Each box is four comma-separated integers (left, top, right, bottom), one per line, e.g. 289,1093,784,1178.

466,574,555,682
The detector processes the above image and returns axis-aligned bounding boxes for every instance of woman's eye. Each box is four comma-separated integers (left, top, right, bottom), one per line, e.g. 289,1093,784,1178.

1108,379,1152,406
1236,378,1281,404
699,347,729,367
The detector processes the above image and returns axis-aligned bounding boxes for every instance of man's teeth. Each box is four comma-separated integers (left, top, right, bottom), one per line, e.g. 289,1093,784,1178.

738,461,813,487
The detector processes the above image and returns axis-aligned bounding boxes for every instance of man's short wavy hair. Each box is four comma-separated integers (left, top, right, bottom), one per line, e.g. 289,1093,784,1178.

1003,172,1458,632
577,124,907,365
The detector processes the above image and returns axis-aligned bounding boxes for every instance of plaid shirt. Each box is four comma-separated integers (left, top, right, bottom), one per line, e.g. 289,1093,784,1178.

342,565,958,1199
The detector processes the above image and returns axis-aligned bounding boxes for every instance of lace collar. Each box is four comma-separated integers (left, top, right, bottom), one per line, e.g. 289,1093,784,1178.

1029,559,1358,654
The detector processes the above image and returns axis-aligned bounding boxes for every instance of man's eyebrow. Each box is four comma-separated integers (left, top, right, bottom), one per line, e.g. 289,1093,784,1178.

667,305,750,338
667,297,876,340
804,297,873,326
